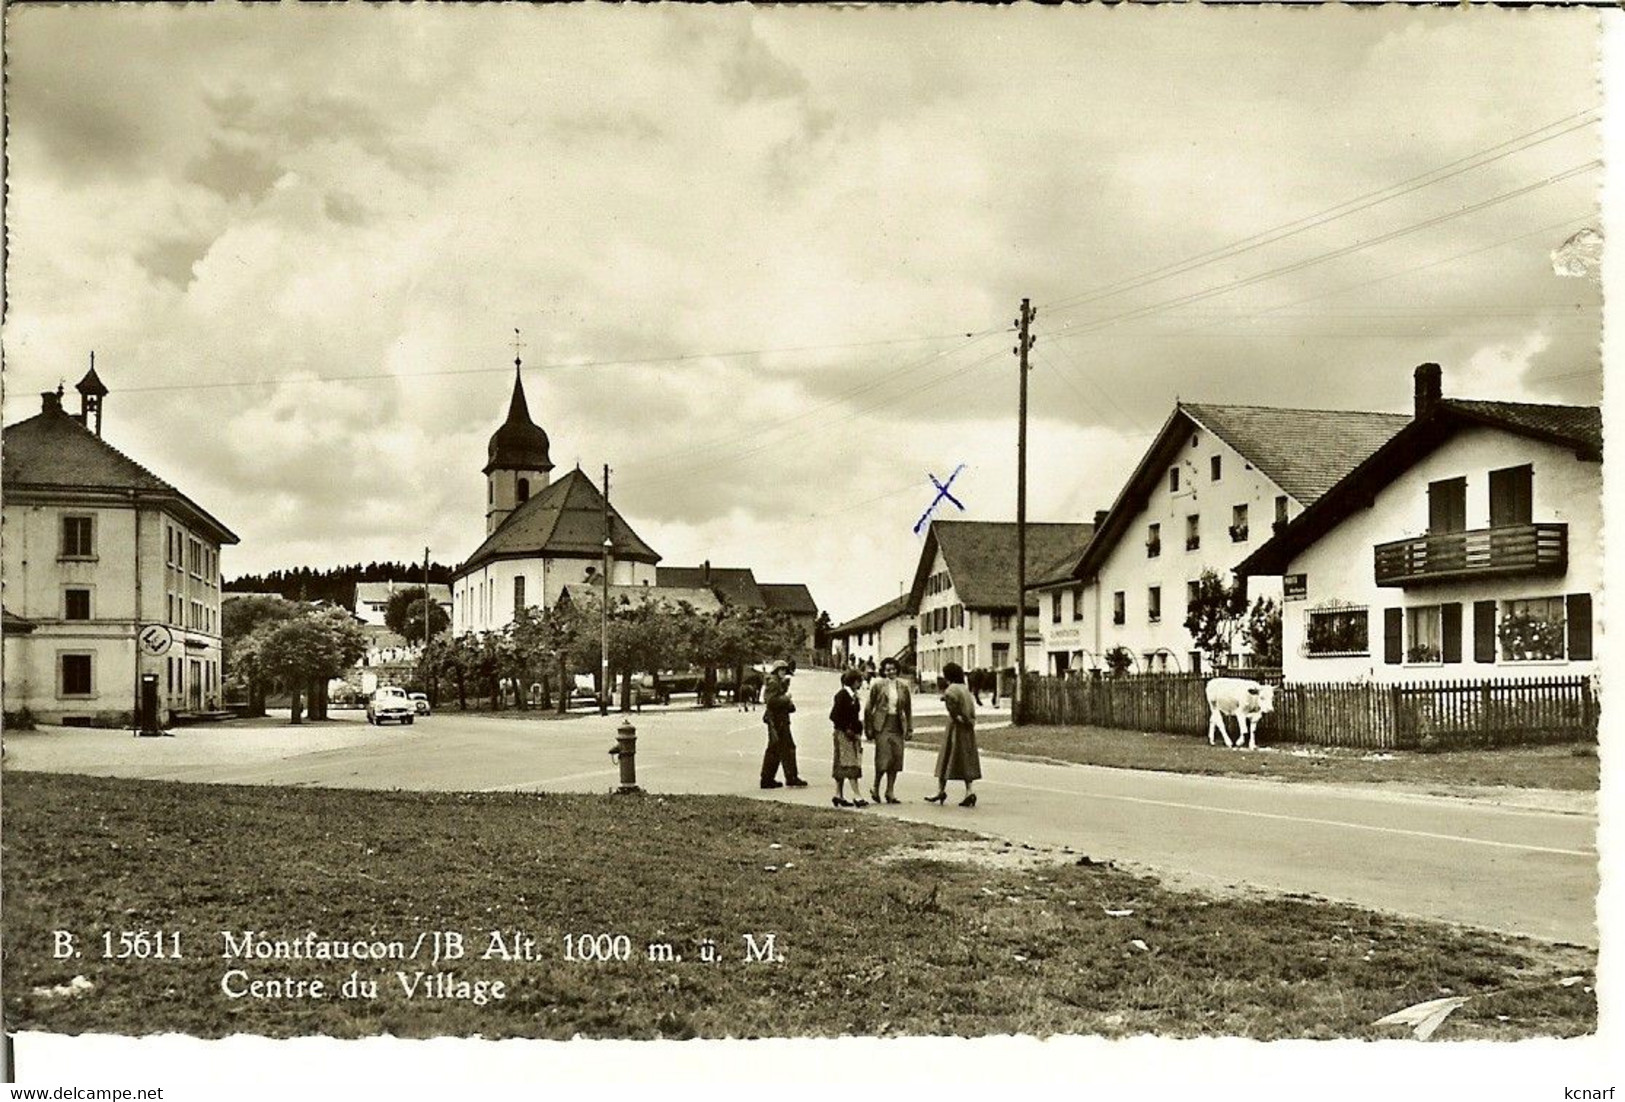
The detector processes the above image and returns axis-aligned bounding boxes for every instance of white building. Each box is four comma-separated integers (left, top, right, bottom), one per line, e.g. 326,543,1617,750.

829,593,914,668
2,371,238,724
452,365,660,635
1239,364,1600,684
909,520,1093,680
354,581,452,628
1030,398,1408,676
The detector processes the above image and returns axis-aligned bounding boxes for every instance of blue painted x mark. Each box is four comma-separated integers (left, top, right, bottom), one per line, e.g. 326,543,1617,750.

913,463,967,534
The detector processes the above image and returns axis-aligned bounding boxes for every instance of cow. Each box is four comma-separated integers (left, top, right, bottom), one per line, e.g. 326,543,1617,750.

1205,677,1277,750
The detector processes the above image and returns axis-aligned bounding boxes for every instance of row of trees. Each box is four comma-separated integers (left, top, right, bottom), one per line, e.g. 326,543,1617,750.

224,561,455,609
222,596,368,723
421,597,807,712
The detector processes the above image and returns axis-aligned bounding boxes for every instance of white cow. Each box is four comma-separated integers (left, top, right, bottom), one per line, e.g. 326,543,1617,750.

1205,677,1277,750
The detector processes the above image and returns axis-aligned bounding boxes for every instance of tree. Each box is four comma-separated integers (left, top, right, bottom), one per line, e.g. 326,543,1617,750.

384,587,451,642
1104,645,1135,677
254,607,367,724
223,595,301,715
812,609,836,651
1244,598,1283,668
1183,569,1249,670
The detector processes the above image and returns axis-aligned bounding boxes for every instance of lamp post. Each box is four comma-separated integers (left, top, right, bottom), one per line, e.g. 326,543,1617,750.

600,535,612,716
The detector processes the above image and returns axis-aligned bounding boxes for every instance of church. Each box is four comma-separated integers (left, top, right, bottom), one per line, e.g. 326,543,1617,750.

450,359,823,650
450,360,662,635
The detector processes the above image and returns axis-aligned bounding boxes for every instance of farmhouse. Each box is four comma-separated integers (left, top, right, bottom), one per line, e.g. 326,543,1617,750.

1237,364,1600,684
829,593,915,668
1030,399,1408,676
2,369,239,725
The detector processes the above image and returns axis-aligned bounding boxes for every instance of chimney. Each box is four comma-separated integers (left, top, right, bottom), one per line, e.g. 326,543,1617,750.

1414,362,1442,419
40,388,63,415
1093,509,1109,528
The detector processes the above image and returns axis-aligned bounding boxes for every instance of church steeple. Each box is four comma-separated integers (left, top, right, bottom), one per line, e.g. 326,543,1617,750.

77,352,108,437
484,337,555,534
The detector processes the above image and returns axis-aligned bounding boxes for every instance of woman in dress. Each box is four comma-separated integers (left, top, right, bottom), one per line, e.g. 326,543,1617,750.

829,669,868,808
926,661,981,807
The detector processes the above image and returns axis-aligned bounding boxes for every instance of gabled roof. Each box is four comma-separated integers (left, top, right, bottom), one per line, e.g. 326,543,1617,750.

1030,543,1092,589
833,593,913,635
1238,397,1603,577
1057,402,1406,587
656,566,766,608
456,468,660,577
911,520,1094,611
555,582,724,615
2,404,239,545
760,583,818,616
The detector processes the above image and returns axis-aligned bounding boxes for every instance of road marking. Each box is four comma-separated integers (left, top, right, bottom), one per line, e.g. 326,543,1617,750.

478,768,620,792
980,776,1596,857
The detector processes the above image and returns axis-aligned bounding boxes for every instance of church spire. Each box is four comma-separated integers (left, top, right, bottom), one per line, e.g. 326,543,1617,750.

484,332,554,533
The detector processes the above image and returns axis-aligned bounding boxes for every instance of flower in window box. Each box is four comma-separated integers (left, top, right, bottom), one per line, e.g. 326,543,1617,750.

1405,643,1441,664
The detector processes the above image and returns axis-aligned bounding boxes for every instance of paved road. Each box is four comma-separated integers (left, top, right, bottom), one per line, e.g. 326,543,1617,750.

4,669,1597,945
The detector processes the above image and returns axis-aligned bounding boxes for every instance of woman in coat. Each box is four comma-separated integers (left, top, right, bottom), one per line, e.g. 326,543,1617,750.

926,661,981,807
829,669,868,808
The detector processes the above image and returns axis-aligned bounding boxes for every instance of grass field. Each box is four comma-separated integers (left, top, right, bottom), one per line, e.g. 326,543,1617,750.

973,725,1599,791
1,772,1594,1040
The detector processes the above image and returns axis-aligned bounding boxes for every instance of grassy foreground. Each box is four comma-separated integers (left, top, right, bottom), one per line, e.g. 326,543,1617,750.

976,725,1599,792
2,772,1595,1040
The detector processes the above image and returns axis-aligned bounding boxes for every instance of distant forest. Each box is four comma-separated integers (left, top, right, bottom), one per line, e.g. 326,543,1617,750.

224,562,457,610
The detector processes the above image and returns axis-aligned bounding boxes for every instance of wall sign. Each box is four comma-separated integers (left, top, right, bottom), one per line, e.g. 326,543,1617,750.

1283,574,1308,602
137,624,174,657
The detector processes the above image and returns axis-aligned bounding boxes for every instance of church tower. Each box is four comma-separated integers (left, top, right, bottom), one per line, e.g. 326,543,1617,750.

77,354,108,437
484,353,554,535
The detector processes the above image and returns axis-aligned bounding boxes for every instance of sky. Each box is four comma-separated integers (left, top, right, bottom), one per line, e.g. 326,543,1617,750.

1,5,1604,624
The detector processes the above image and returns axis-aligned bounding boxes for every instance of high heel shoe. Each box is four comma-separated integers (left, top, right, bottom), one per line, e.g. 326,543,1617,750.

832,797,852,808
924,793,948,804
959,793,977,808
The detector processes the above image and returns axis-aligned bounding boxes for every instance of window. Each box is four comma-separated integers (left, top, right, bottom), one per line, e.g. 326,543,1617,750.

514,575,526,614
64,588,91,621
991,613,1012,632
61,515,94,558
1185,515,1200,551
1147,523,1161,558
1406,606,1443,663
1169,467,1180,492
1112,591,1126,626
1187,580,1200,608
1072,587,1084,621
1427,477,1467,535
1147,586,1162,623
1210,455,1222,481
1306,607,1369,656
60,653,93,697
517,477,530,504
1230,504,1249,543
1274,495,1289,534
1488,465,1533,527
992,643,1010,669
1498,596,1566,661
1051,593,1062,624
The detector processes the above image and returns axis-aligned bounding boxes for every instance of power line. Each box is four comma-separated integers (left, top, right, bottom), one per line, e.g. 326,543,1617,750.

1037,107,1598,319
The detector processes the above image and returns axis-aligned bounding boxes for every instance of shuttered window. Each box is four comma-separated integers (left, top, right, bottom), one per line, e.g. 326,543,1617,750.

1488,465,1533,527
1440,603,1462,664
1427,477,1467,535
1567,593,1593,661
1473,600,1497,663
1383,608,1403,665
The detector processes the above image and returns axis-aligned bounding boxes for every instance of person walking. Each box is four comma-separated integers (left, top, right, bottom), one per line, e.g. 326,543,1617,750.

864,657,912,804
829,669,868,808
926,661,981,807
760,658,807,789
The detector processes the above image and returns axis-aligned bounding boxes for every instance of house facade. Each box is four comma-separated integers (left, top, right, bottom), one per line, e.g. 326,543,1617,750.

2,374,239,725
1239,364,1600,685
1031,401,1408,676
355,581,453,628
910,520,1093,680
830,593,914,668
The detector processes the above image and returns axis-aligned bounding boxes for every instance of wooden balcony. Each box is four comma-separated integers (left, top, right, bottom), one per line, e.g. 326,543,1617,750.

1373,523,1568,588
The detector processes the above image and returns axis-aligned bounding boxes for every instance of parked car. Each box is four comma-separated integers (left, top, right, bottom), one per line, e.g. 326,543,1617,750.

366,687,415,726
408,692,431,717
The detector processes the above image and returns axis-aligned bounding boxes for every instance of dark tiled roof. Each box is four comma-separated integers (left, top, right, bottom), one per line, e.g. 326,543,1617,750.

913,520,1095,611
656,566,766,608
1182,403,1412,505
556,583,724,615
1443,399,1602,458
833,593,913,634
760,583,818,616
2,406,239,544
485,368,554,475
1030,543,1091,589
457,468,660,576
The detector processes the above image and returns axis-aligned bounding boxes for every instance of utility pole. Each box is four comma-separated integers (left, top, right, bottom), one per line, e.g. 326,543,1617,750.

1014,298,1036,724
422,544,431,650
600,463,612,717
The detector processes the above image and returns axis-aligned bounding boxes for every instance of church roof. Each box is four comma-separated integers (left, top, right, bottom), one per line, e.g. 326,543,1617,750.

484,367,554,475
2,396,238,545
77,365,109,397
456,468,661,577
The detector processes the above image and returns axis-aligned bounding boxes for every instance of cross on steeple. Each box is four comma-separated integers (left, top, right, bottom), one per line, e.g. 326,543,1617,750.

511,327,526,369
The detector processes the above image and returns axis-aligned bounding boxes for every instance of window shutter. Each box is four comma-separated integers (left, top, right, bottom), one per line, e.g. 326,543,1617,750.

1567,594,1593,661
1473,601,1497,664
1383,608,1403,665
1441,603,1462,664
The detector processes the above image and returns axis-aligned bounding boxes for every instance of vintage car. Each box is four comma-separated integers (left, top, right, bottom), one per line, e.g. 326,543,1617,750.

366,687,415,725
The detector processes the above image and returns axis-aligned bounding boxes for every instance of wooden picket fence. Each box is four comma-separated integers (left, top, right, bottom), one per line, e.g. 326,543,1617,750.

1019,672,1597,750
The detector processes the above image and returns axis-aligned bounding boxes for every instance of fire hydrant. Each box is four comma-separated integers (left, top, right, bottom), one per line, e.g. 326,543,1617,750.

608,719,641,795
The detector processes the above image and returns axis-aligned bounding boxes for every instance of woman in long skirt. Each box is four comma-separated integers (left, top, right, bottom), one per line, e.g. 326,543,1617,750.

829,669,868,807
926,661,981,807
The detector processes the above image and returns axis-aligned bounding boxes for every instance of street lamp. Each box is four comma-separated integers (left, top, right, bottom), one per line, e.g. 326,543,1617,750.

600,535,612,716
